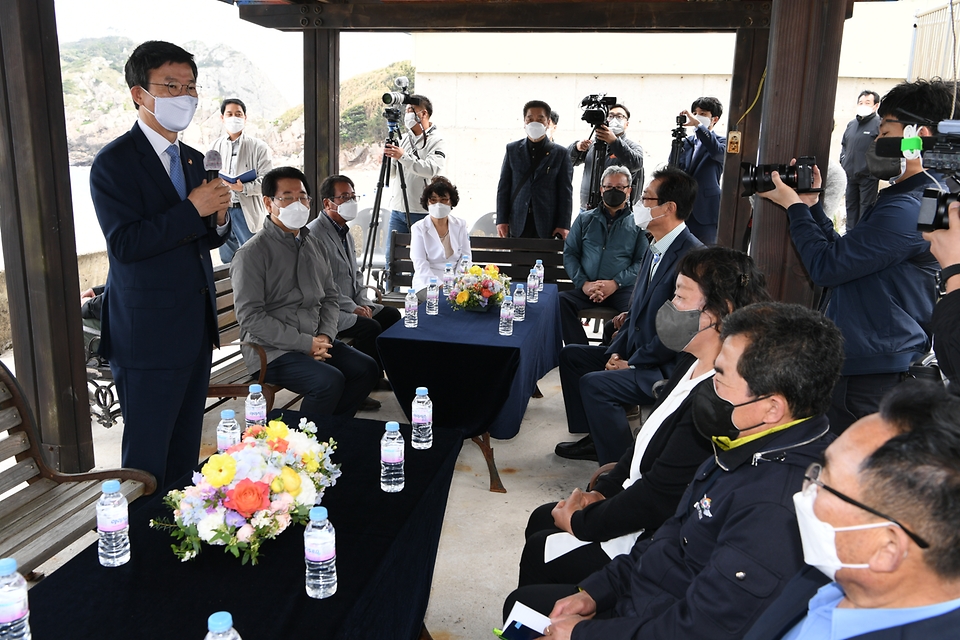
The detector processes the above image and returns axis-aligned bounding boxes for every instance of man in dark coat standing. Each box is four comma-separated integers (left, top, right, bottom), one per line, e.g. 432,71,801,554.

839,90,881,231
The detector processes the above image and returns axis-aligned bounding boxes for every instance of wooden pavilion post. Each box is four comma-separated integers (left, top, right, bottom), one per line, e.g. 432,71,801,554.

0,0,94,471
304,27,340,199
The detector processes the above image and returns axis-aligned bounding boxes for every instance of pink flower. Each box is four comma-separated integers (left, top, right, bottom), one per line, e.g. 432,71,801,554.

236,524,255,542
270,493,295,513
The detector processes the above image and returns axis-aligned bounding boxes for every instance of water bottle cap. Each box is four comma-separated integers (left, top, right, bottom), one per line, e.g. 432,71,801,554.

445,263,452,267
102,479,121,493
530,269,537,274
536,259,543,265
221,409,235,420
208,612,233,633
0,558,17,575
504,296,513,302
408,288,415,294
309,506,328,521
416,386,428,395
386,421,400,432
516,284,524,289
430,277,438,284
249,383,262,393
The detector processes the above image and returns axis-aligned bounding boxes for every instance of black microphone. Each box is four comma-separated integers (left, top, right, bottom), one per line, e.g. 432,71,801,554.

875,136,937,158
203,149,223,229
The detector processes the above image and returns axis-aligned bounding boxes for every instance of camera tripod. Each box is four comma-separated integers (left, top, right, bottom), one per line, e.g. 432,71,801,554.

572,124,608,210
668,113,688,168
360,117,413,287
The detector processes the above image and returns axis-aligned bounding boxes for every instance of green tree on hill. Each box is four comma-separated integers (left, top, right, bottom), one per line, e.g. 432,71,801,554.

339,60,416,147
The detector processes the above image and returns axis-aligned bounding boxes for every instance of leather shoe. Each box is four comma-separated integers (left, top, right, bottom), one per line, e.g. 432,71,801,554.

555,435,598,461
358,396,381,412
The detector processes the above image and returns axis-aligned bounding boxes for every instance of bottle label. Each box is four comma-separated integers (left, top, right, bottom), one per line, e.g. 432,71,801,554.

305,535,336,562
217,432,240,451
412,406,432,425
246,405,266,422
381,443,404,463
0,593,27,624
501,310,514,321
97,503,128,532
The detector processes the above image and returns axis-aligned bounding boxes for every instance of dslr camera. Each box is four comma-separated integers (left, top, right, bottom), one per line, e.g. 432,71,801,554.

580,94,617,127
740,156,819,197
382,76,422,109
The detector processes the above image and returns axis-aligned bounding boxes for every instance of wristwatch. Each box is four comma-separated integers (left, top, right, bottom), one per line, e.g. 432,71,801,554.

939,263,960,294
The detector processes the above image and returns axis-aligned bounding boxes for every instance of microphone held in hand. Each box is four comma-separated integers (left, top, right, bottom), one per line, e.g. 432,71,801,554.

203,150,224,229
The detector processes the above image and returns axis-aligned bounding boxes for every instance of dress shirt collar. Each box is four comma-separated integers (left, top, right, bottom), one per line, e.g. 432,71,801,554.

137,118,178,162
651,222,686,258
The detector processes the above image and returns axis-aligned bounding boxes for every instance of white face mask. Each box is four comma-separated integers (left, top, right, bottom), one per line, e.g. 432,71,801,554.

525,121,547,141
793,487,894,581
607,118,625,136
856,105,874,118
428,202,452,219
634,204,666,230
404,111,420,131
224,116,244,135
337,200,358,222
695,114,712,129
276,200,310,230
142,90,198,133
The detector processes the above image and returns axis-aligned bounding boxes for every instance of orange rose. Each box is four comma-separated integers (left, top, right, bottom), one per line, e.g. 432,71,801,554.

224,478,271,518
481,288,494,298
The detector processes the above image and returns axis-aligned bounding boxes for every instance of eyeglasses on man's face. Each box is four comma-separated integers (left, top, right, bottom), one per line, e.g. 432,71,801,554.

331,193,357,203
607,113,628,122
803,462,929,549
148,82,200,97
601,184,629,192
640,196,661,204
273,196,312,206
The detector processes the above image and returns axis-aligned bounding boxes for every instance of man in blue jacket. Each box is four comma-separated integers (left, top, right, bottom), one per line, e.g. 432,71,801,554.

743,381,960,640
675,96,726,245
505,302,843,640
760,79,958,433
560,166,648,345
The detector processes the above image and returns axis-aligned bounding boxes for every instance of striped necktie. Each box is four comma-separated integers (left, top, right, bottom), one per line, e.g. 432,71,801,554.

165,143,187,200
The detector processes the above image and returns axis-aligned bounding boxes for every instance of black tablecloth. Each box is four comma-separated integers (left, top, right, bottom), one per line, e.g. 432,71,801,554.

27,413,462,640
377,284,562,439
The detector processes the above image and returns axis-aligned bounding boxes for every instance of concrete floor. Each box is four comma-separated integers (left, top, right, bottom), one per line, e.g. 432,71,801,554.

7,346,618,639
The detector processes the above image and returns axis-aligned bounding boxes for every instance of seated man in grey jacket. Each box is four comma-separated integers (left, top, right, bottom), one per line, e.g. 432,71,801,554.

231,166,379,417
307,174,401,397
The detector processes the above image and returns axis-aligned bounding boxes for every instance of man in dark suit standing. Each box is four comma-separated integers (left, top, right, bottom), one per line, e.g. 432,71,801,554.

90,41,231,489
556,168,703,463
839,90,881,231
496,100,574,239
744,381,960,640
675,96,726,245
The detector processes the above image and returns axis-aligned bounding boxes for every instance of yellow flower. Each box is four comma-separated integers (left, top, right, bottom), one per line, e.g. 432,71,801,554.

202,454,237,488
270,466,302,497
302,452,320,474
483,264,499,274
468,265,483,276
264,419,289,440
456,290,470,304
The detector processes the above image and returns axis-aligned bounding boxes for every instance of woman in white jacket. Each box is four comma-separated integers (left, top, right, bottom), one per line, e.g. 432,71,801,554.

410,177,472,293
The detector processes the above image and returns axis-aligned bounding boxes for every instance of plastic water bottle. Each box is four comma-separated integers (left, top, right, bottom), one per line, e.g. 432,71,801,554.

0,558,30,640
97,479,130,567
513,284,526,322
411,387,433,450
404,288,419,328
443,263,455,296
204,611,242,640
304,506,337,599
245,384,267,430
535,259,545,292
458,254,470,275
527,269,540,303
380,421,405,492
426,278,439,316
216,409,241,452
499,296,515,336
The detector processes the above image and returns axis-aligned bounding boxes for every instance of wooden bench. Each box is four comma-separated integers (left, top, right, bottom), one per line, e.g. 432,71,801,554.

0,359,155,576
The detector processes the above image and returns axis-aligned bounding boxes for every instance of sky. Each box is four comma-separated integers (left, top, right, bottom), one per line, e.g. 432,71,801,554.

53,0,413,104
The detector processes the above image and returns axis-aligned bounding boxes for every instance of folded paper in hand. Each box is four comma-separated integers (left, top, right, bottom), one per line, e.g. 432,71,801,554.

496,601,549,640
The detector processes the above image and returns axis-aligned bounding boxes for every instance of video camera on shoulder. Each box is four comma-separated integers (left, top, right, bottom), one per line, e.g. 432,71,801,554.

740,156,820,197
580,94,617,127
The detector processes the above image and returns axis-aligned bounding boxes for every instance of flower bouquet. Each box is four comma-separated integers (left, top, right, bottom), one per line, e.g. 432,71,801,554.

150,416,340,565
448,264,508,312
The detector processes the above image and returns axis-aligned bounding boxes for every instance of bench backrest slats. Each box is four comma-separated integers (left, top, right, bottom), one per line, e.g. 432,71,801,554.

0,405,22,435
0,458,40,497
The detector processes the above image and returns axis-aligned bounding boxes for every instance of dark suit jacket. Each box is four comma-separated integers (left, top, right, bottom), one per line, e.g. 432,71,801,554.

571,352,714,541
496,137,574,238
90,123,226,371
744,565,960,639
677,127,726,228
606,226,704,368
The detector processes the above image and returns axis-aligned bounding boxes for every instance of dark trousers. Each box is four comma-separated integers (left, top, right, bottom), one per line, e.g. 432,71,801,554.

844,177,879,231
559,345,656,464
112,345,212,490
559,286,634,345
827,372,905,434
263,342,379,418
519,503,612,588
336,306,401,374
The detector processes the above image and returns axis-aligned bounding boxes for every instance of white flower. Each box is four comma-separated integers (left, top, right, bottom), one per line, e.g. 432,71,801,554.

295,473,317,506
196,507,226,544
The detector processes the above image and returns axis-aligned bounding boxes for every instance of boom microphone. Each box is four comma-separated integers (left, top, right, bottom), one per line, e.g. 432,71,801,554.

203,150,223,229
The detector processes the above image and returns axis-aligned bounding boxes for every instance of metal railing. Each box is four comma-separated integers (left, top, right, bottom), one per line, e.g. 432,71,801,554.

911,2,960,81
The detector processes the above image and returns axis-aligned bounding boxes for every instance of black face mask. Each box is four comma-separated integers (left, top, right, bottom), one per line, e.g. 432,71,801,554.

865,139,903,180
602,189,627,208
692,379,769,440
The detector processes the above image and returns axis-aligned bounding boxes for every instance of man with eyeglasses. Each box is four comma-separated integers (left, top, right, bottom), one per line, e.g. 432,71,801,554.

675,96,726,244
231,167,379,419
559,166,648,346
556,167,702,462
570,103,644,212
307,174,401,406
507,302,843,640
744,380,960,639
90,40,231,489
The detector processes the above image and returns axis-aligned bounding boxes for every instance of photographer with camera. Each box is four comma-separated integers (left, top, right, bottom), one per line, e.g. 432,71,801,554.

382,92,446,287
674,97,726,245
569,103,644,212
924,201,960,390
758,78,959,433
